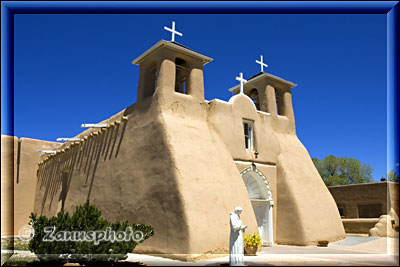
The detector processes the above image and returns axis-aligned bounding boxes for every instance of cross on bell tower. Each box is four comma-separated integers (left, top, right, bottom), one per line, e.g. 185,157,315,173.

164,21,183,42
256,55,268,73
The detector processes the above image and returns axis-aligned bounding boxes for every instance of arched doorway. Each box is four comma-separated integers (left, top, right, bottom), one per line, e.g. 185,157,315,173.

241,167,274,246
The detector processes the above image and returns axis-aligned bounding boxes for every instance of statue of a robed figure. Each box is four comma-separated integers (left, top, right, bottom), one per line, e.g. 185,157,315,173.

229,207,247,266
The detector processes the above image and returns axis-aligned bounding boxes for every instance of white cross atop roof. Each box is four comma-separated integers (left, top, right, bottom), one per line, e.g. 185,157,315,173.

256,55,268,73
235,72,247,95
164,21,183,42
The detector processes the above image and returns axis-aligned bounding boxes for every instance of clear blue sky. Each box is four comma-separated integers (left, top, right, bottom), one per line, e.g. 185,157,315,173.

11,14,388,180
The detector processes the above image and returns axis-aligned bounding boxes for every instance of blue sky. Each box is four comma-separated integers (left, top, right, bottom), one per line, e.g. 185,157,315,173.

11,14,389,180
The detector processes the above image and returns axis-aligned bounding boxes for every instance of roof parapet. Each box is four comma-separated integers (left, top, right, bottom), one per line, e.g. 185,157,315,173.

131,40,213,66
228,72,297,94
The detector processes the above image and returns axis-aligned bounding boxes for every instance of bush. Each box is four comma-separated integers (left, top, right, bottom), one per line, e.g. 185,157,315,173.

243,232,261,248
28,200,154,265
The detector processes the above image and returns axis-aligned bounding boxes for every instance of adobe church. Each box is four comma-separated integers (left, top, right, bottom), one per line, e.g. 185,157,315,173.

3,23,345,260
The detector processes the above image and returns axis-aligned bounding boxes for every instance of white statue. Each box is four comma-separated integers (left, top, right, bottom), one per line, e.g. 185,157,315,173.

229,206,247,266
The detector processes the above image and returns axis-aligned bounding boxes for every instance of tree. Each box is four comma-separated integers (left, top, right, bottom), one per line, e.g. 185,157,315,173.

29,200,154,265
387,170,399,182
312,155,373,186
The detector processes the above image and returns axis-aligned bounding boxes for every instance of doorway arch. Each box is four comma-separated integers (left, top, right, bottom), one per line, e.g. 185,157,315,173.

241,167,274,246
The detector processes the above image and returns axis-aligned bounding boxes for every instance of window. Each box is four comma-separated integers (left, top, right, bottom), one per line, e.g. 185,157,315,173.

243,120,254,150
153,69,157,92
338,207,345,217
175,58,188,94
140,65,157,99
357,204,383,218
275,92,280,115
249,89,260,110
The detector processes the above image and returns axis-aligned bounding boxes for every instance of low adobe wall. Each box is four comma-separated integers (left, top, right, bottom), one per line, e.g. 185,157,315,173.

1,135,60,236
342,218,379,234
1,135,16,236
328,182,399,218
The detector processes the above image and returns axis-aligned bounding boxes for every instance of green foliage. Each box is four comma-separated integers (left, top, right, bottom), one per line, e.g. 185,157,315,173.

386,169,399,182
243,232,261,248
28,200,154,264
312,155,373,186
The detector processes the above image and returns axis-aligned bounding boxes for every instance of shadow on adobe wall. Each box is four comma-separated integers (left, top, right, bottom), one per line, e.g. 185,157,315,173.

36,119,129,215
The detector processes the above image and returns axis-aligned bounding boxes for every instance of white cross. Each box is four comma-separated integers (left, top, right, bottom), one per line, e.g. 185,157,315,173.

235,72,247,95
164,21,183,42
256,55,268,73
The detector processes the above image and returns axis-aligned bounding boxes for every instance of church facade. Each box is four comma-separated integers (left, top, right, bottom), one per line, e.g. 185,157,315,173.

30,39,345,260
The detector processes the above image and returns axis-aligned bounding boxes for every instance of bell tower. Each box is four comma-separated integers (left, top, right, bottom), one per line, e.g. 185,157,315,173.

132,40,213,103
229,72,297,133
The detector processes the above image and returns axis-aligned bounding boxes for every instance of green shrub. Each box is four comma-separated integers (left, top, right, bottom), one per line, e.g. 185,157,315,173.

28,200,154,265
243,232,262,248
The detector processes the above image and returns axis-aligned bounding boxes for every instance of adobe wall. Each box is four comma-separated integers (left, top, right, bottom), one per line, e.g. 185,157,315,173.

207,95,280,242
342,218,380,234
1,135,60,236
33,88,259,260
34,97,194,257
207,94,345,245
33,50,261,258
1,135,17,236
269,85,344,245
388,182,399,216
142,65,259,257
273,133,345,245
328,182,399,218
207,96,280,166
